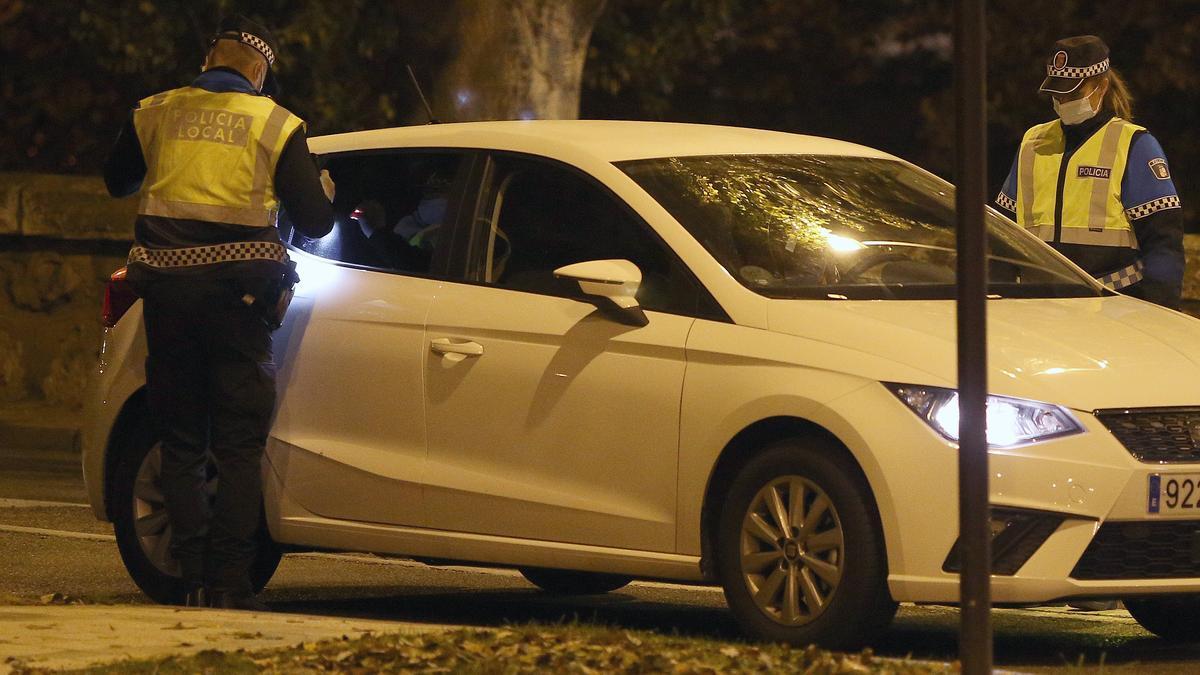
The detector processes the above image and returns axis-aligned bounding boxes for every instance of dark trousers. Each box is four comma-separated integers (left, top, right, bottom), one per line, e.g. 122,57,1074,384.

142,277,276,593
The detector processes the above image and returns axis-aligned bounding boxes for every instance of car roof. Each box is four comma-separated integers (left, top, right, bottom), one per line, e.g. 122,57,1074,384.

308,120,898,163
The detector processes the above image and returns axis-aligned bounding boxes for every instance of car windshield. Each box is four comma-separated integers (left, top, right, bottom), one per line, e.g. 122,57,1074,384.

618,155,1103,300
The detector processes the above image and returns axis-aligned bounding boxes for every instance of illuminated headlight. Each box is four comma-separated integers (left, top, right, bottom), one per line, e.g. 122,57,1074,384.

884,383,1083,447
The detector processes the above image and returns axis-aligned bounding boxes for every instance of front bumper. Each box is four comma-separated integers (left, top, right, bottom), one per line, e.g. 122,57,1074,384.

829,384,1200,603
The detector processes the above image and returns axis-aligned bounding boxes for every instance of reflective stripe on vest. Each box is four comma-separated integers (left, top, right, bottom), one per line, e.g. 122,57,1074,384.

1015,117,1144,248
139,194,278,228
132,87,303,229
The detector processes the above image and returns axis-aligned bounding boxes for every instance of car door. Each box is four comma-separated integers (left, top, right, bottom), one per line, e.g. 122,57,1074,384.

267,150,477,528
422,152,711,552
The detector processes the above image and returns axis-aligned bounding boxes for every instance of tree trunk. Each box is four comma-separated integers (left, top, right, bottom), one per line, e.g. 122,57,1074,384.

425,0,607,122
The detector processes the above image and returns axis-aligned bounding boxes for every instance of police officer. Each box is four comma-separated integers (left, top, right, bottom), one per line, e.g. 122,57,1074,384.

995,35,1184,309
104,15,334,610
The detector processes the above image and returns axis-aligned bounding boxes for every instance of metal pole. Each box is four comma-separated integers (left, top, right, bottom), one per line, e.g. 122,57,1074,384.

953,0,992,673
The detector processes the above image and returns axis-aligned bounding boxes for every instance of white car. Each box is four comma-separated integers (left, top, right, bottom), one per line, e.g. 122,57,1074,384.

84,121,1200,647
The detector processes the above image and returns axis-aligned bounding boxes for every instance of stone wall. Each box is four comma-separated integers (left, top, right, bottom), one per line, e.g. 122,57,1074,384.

0,171,1199,410
0,174,135,408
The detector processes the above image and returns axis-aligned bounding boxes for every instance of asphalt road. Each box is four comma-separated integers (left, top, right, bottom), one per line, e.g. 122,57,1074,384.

4,445,1200,673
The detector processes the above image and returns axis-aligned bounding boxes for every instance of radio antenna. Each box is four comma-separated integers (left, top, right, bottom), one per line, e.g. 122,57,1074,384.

406,65,439,124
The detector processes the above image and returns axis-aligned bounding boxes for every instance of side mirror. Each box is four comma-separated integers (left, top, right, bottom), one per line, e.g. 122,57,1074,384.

553,259,648,327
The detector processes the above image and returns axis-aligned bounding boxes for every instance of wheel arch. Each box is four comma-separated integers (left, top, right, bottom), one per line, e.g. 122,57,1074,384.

103,386,149,521
698,416,886,580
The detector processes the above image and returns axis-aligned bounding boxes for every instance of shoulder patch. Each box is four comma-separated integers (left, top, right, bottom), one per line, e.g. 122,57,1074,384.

1149,158,1171,180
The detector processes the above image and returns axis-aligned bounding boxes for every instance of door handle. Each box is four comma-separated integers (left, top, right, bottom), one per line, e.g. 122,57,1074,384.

430,337,484,361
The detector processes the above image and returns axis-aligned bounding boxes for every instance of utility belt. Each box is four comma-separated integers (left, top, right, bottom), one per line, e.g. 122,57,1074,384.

128,239,298,329
239,256,299,330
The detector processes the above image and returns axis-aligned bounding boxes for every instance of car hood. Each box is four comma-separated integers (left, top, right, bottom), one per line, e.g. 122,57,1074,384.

767,295,1200,411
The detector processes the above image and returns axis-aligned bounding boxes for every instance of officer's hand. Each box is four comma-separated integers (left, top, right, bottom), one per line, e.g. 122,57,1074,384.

351,200,387,238
320,169,336,202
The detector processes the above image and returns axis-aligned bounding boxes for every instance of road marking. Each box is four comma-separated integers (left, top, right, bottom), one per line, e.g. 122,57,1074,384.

0,498,90,509
0,524,114,542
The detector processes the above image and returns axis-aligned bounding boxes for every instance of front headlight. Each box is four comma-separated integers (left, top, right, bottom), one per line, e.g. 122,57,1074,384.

884,383,1083,447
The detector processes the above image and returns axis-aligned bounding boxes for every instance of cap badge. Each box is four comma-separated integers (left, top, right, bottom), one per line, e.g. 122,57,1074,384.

1052,51,1068,69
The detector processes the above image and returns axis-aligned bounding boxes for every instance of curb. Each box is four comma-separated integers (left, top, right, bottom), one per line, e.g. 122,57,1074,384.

0,406,81,454
0,604,451,673
0,424,79,454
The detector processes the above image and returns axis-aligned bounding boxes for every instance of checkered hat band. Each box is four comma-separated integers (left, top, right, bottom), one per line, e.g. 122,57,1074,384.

1097,260,1144,291
1125,195,1181,221
1047,58,1109,80
995,192,1017,212
240,32,275,66
128,241,286,269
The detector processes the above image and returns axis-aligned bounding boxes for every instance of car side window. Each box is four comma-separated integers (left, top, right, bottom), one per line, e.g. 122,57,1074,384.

279,151,467,275
466,154,703,315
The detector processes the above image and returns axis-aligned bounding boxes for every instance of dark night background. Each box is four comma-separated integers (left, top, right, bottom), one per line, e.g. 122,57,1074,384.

2,0,1198,228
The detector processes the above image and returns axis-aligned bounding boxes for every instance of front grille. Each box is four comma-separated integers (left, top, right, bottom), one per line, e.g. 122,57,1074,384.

1095,407,1200,463
1071,521,1200,579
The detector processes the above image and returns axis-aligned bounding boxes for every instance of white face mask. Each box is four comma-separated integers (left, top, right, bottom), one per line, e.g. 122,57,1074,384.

1053,89,1100,125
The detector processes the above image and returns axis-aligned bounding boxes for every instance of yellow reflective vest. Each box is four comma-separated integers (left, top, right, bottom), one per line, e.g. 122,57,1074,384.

133,86,303,228
1014,117,1143,249
125,85,304,275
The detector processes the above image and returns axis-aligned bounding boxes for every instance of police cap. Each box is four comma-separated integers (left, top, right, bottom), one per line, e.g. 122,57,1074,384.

1039,35,1110,95
211,15,282,97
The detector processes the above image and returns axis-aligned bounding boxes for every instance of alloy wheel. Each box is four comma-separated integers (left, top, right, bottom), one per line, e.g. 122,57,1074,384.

739,475,845,626
131,444,216,578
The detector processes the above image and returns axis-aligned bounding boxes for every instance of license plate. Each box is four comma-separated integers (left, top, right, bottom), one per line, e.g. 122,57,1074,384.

1148,473,1200,513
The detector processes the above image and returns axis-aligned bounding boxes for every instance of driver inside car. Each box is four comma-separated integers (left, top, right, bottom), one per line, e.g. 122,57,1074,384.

350,198,439,272
351,173,449,272
355,169,451,242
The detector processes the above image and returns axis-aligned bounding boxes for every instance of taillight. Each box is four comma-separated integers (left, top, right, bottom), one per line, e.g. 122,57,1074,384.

102,267,138,328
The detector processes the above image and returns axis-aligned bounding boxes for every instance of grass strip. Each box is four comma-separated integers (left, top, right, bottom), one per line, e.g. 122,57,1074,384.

20,622,951,674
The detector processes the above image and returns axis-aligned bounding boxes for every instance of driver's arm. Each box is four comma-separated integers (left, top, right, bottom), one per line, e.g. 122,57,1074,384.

275,129,334,239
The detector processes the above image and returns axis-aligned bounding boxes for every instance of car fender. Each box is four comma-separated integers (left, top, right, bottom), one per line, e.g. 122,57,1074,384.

82,304,148,521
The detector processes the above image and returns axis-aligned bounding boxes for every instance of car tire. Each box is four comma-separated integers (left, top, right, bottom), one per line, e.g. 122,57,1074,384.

110,415,281,604
519,567,632,595
715,437,897,649
1125,596,1200,641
